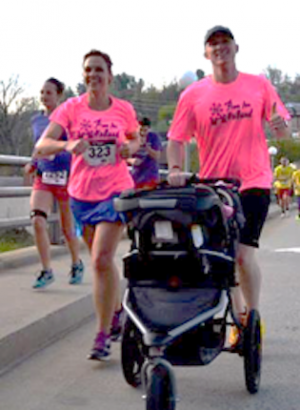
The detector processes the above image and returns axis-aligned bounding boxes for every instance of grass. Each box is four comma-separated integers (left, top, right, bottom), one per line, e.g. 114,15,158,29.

0,228,34,253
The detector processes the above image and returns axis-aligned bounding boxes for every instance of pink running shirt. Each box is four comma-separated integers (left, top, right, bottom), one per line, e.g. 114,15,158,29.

168,73,290,191
50,94,138,201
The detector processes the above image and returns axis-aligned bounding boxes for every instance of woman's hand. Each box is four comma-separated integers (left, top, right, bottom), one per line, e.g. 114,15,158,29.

65,139,90,155
119,143,132,159
24,163,36,175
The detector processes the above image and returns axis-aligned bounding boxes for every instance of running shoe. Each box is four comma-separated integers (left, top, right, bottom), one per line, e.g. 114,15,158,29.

32,269,54,289
228,315,265,352
88,331,111,361
69,260,84,285
295,215,300,221
110,307,124,342
228,311,248,353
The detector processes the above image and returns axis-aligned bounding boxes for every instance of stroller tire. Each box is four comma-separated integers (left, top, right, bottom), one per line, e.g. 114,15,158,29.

146,361,176,410
121,316,144,387
243,309,262,394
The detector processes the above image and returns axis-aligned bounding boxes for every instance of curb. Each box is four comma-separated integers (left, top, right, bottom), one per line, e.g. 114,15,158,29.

0,295,94,376
0,245,70,272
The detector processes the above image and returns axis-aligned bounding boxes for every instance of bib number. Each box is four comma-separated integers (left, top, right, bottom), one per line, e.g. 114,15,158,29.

42,170,68,186
84,142,116,167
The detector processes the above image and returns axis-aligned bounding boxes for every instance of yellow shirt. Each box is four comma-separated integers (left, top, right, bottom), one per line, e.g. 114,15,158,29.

274,165,294,189
292,170,300,196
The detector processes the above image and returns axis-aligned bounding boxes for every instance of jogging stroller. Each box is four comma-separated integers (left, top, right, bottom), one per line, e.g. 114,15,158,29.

114,178,262,410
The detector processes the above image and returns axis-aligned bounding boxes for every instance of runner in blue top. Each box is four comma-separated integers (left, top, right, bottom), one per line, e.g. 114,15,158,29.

24,78,84,289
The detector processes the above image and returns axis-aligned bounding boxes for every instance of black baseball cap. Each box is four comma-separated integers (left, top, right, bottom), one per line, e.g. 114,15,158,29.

139,117,151,127
204,26,234,45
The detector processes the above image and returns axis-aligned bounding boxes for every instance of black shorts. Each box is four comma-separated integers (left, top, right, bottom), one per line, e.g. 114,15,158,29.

239,189,270,248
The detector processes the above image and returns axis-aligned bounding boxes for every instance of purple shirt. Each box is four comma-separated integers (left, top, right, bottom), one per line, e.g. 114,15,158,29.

131,131,162,185
31,112,71,174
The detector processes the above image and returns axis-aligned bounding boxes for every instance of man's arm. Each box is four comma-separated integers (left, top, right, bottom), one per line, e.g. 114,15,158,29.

167,139,186,186
269,102,291,140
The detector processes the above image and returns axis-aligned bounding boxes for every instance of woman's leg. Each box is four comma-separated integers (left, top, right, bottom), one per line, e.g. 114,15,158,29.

91,221,124,334
83,222,122,321
82,224,95,252
57,198,80,265
30,190,53,270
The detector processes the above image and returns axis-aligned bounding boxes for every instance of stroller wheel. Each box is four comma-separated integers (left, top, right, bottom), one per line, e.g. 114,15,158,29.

121,316,144,387
243,309,262,394
146,361,176,410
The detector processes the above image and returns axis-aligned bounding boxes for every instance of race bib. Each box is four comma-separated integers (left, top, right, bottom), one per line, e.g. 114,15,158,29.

42,170,68,186
83,141,116,167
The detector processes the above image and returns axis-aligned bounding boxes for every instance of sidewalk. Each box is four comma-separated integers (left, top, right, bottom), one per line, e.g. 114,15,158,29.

0,202,289,375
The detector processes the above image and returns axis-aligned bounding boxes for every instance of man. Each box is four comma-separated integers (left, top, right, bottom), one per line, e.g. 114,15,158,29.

292,164,300,220
274,157,294,217
167,25,291,346
130,117,162,189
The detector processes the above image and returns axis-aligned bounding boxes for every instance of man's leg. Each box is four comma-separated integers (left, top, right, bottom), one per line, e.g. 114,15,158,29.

236,244,261,311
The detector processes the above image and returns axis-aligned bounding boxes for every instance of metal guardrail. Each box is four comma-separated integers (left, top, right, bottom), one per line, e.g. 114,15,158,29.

0,155,61,243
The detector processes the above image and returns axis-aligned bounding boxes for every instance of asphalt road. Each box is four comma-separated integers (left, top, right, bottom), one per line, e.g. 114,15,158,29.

0,211,300,410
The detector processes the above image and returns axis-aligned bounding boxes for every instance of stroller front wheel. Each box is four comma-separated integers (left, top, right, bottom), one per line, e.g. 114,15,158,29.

146,360,176,410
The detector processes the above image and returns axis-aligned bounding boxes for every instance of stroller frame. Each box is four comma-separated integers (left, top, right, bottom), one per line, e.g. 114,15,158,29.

115,179,262,410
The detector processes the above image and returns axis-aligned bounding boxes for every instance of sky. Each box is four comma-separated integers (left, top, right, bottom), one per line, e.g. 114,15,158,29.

1,0,299,98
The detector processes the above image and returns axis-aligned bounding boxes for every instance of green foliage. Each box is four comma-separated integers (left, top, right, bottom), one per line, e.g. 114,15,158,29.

0,228,34,253
158,104,176,122
264,66,300,103
268,139,300,167
189,141,199,173
156,120,169,133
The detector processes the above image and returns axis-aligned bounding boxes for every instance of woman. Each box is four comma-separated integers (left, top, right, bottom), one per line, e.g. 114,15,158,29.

24,78,84,289
34,50,140,361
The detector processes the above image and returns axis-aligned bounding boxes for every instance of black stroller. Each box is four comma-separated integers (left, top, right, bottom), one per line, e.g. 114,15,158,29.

114,178,262,410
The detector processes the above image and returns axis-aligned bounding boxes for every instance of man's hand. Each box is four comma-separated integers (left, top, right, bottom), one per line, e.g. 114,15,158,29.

167,167,186,186
270,102,288,132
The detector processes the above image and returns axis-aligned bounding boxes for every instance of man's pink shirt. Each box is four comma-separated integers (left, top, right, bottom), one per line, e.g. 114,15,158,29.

50,94,138,201
168,73,290,191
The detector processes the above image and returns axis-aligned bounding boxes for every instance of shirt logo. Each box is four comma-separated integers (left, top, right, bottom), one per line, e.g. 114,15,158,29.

210,100,253,126
76,119,120,139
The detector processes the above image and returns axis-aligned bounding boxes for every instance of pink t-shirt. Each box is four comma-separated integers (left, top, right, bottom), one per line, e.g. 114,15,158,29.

168,73,290,191
50,94,138,201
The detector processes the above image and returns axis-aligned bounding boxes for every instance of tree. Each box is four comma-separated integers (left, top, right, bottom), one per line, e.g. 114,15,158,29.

0,76,37,155
196,69,205,80
76,82,86,95
264,66,283,88
62,86,76,101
